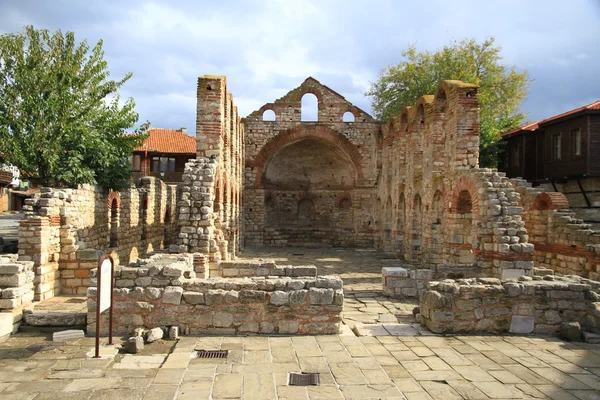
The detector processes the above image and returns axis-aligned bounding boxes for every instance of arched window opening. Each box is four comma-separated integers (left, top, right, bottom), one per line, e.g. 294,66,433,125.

297,198,315,225
301,93,318,122
343,111,355,122
411,194,423,262
262,109,276,121
396,193,405,254
339,197,352,210
163,207,172,247
110,198,118,248
457,190,473,214
436,89,447,111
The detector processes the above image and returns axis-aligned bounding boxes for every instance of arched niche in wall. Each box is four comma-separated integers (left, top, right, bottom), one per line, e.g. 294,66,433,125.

301,93,318,122
110,198,119,248
396,192,405,254
455,189,475,265
262,137,356,190
297,198,316,225
429,190,444,265
411,194,423,262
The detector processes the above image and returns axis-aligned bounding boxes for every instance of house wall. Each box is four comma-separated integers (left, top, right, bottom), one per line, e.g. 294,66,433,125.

543,115,589,179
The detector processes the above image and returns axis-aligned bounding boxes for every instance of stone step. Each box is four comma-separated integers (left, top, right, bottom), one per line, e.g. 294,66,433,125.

24,311,86,327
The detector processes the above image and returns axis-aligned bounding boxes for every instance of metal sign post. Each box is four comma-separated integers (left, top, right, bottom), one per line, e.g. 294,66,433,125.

95,254,115,358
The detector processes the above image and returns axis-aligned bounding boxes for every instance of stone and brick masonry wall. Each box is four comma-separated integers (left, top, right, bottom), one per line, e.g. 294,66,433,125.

419,275,600,335
374,81,533,280
19,178,177,298
243,77,379,248
0,254,35,337
512,178,600,280
87,255,343,335
173,75,244,262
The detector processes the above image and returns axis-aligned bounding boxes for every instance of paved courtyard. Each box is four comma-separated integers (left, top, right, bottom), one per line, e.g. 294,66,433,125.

1,247,600,399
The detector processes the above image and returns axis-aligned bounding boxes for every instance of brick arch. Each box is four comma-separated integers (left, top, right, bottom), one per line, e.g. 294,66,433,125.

251,125,365,187
453,176,480,214
534,192,569,211
335,192,352,208
107,191,120,209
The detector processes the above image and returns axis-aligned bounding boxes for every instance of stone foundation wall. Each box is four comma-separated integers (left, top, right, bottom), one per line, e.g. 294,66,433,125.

219,260,317,278
87,254,343,335
419,276,600,335
0,255,35,337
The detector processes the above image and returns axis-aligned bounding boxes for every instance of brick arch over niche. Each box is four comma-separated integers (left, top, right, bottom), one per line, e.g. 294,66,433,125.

453,176,479,214
534,192,569,211
251,125,365,187
107,191,120,209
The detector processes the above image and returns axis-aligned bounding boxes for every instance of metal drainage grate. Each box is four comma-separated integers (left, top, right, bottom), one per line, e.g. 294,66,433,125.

289,372,320,386
194,349,229,359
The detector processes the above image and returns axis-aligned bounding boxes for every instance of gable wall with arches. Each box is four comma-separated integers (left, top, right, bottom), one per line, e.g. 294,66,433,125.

242,77,380,247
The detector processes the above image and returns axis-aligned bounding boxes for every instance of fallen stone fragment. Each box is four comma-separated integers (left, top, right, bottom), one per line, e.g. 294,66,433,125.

52,329,85,341
560,321,581,341
583,331,600,344
169,326,179,340
146,327,164,343
124,336,144,353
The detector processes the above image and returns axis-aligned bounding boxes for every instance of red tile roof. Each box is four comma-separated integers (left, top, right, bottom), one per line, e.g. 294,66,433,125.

502,100,600,137
135,128,196,154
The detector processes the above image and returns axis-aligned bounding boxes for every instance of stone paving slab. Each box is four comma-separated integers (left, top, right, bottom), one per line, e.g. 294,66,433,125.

0,333,599,399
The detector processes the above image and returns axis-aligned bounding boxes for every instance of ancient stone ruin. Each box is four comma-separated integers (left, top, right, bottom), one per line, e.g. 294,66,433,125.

1,74,600,339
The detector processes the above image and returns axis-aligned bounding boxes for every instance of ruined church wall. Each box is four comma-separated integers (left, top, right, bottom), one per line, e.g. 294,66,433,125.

19,178,177,298
243,78,380,247
374,81,533,279
512,179,600,280
172,76,244,261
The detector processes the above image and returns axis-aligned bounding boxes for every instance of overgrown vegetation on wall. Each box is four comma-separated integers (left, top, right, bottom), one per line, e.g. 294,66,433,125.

0,25,147,190
367,37,530,168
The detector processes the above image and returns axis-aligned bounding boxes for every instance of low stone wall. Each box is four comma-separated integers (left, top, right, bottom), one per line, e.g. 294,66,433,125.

87,255,343,335
419,276,600,335
382,267,433,298
0,255,35,338
219,260,317,278
382,266,483,299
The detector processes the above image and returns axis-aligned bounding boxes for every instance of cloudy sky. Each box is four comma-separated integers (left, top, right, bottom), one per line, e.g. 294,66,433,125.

1,0,599,134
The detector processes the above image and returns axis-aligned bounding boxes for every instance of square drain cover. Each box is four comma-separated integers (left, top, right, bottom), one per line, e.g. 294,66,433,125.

194,349,228,359
289,372,320,386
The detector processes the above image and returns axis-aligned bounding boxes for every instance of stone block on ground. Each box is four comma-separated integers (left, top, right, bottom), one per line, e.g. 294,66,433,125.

146,327,164,343
169,326,179,340
124,336,144,353
560,321,581,341
583,331,600,344
52,329,85,341
509,315,534,334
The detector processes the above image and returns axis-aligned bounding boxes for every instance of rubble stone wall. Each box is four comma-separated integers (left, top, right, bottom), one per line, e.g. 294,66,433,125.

87,255,343,335
0,255,35,336
172,76,244,262
512,178,600,280
19,178,177,298
419,276,600,335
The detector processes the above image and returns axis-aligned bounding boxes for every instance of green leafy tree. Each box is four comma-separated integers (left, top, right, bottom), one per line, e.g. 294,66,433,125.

366,38,530,168
0,25,148,190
